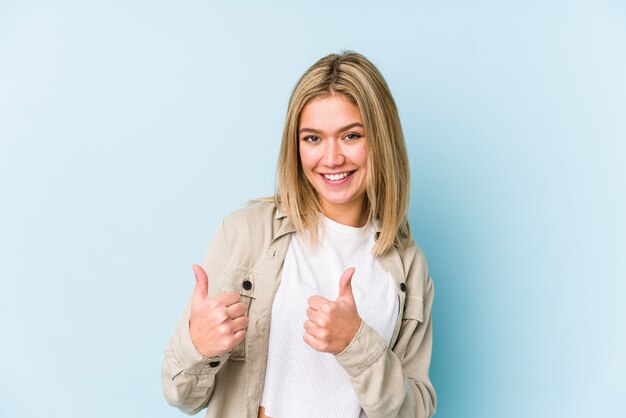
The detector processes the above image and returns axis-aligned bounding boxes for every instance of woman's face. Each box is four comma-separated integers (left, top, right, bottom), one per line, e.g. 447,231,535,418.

298,94,368,225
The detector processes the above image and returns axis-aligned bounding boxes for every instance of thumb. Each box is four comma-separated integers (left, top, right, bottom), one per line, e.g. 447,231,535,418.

338,267,356,304
192,264,209,301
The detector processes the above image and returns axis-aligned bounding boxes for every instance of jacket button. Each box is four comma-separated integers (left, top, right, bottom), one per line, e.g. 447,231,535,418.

400,282,407,292
242,280,253,291
209,361,220,368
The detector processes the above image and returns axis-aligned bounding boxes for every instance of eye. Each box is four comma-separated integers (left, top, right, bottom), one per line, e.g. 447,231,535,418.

344,133,362,141
302,135,320,143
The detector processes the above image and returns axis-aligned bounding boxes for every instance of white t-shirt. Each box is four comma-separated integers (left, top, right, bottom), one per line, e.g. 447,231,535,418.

260,217,399,418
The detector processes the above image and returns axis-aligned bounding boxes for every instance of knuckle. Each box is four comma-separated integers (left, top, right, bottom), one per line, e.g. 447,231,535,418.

216,308,228,322
218,323,230,335
222,336,233,348
319,329,329,340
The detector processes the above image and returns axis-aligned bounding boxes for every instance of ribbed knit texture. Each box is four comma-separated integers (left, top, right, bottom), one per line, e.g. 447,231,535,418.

260,217,399,418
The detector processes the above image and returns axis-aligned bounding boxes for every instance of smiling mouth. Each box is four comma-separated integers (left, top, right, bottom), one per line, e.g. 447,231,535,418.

319,171,355,182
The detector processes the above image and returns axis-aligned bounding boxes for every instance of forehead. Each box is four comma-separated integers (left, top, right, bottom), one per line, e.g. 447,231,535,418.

299,94,362,128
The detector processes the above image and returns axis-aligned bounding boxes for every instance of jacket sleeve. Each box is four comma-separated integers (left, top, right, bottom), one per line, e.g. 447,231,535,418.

334,274,436,418
161,220,232,415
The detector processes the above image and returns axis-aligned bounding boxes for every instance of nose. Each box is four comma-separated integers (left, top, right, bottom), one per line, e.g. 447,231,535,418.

322,139,345,167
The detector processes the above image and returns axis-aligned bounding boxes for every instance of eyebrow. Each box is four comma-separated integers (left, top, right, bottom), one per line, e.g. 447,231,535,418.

299,122,364,136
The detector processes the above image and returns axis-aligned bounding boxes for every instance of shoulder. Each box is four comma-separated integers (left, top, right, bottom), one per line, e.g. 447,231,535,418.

396,239,428,275
220,199,283,246
396,239,433,293
222,199,277,226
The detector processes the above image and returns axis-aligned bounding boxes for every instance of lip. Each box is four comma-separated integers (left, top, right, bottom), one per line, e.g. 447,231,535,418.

318,170,356,185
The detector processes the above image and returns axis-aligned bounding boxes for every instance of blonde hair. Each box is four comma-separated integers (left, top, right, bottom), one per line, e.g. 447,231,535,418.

275,51,411,256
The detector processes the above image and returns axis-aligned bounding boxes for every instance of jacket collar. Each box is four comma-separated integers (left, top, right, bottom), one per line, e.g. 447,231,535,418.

273,207,296,240
272,205,404,286
273,206,383,241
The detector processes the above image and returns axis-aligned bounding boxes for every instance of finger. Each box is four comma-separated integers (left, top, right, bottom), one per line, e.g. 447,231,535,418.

338,267,356,303
303,319,327,339
303,319,316,334
303,332,326,352
232,329,247,346
222,329,247,352
213,291,241,307
192,264,209,302
230,315,249,332
226,302,248,319
303,331,318,348
210,305,230,324
308,295,330,310
306,307,327,326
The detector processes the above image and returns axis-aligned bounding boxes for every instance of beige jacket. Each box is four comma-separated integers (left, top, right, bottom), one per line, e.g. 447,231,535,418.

161,201,436,417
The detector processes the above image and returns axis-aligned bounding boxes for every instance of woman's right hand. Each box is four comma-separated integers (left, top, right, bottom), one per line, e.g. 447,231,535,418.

188,264,249,358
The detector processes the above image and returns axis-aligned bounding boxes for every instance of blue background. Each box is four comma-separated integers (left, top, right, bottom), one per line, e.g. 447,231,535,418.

1,1,625,417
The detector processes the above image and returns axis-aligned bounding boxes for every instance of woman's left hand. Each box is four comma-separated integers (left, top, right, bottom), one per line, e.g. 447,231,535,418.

303,267,362,354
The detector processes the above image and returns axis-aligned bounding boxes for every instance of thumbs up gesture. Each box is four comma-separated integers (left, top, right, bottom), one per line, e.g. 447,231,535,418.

303,267,362,354
189,264,249,358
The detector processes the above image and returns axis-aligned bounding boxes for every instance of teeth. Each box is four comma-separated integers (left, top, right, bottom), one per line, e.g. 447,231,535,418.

324,172,350,181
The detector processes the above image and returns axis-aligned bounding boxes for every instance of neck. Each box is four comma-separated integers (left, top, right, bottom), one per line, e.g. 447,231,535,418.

321,199,367,227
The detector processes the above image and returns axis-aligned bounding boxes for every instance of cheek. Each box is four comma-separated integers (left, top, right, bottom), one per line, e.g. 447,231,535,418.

355,146,368,168
355,146,368,186
299,146,317,170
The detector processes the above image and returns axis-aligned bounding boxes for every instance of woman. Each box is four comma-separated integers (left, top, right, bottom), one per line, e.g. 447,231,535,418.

161,51,436,418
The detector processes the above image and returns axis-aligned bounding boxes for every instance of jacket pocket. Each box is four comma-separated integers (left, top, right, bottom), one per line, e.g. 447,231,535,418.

402,296,424,322
220,266,258,361
393,296,424,359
